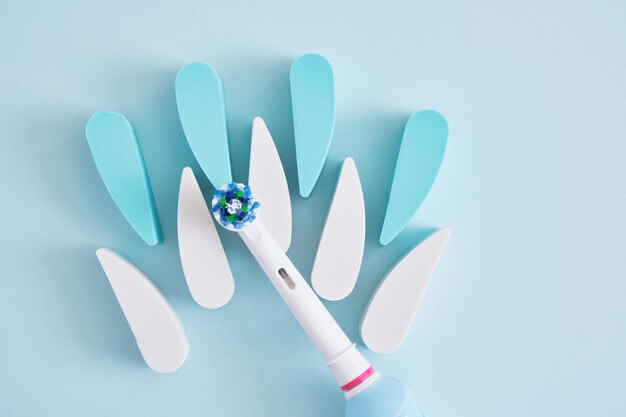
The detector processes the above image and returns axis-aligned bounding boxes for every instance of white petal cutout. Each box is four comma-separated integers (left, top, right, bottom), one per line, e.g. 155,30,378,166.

312,158,365,301
248,117,292,252
360,228,451,353
96,248,189,373
178,167,234,309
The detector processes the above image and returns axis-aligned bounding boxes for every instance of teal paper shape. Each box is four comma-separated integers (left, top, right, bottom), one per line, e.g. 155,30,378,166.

290,54,335,198
380,110,448,246
86,112,163,246
175,62,232,188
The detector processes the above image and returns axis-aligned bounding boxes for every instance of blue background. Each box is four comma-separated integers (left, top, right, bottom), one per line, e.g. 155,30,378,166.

1,1,625,416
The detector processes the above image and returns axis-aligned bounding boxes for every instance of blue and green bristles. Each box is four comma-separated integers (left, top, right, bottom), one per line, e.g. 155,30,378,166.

211,182,261,231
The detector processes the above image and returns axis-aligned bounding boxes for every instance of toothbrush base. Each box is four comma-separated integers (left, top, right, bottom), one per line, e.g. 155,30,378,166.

345,376,425,417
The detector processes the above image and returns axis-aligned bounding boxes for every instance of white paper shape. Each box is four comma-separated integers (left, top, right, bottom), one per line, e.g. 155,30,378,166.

312,157,366,301
96,248,189,373
248,117,292,252
360,228,451,353
178,167,234,308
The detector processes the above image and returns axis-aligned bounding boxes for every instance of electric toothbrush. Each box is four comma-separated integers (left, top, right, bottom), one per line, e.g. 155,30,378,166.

175,61,427,416
211,182,425,417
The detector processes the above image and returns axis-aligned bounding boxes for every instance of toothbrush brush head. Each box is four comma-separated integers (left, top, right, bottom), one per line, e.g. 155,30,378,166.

212,182,261,231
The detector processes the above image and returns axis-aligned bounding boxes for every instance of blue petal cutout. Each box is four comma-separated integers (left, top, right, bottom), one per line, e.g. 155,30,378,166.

290,54,335,198
175,63,233,188
380,110,448,245
86,112,163,246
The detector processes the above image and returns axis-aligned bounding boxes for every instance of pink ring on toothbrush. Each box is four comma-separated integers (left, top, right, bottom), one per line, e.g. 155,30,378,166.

341,366,375,392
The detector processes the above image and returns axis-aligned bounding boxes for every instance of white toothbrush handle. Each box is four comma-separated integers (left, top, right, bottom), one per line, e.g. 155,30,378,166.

239,221,378,394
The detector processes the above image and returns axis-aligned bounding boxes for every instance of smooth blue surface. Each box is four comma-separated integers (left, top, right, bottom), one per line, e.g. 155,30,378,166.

86,112,162,245
345,377,424,417
380,110,448,245
175,62,232,188
1,1,625,417
290,54,335,197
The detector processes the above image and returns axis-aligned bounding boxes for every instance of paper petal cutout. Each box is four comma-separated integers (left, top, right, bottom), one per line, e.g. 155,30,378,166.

86,112,162,246
380,111,448,245
96,248,189,373
361,228,451,353
178,167,235,308
248,117,292,252
312,158,365,301
290,54,335,198
175,63,232,188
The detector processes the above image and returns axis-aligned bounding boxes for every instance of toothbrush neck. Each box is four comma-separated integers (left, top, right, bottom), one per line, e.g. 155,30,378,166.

238,221,375,393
